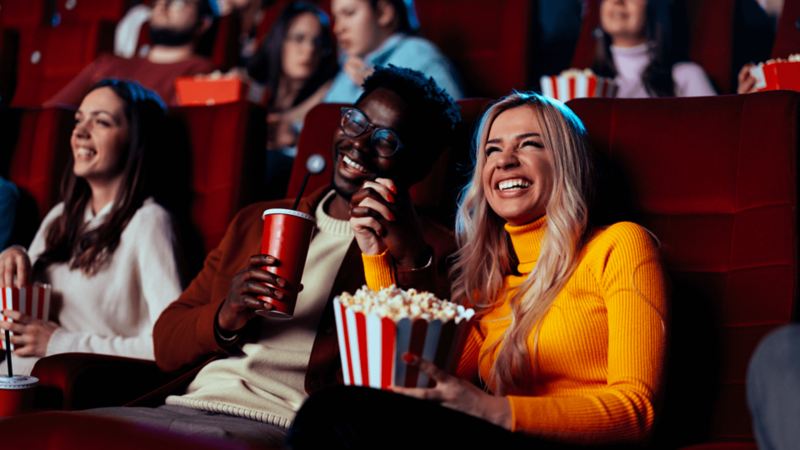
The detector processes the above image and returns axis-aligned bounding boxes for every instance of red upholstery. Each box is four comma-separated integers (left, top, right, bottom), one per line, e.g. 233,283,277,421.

685,0,735,93
771,0,800,58
571,0,736,94
0,27,19,105
568,91,799,448
53,0,131,25
0,412,275,450
170,101,266,254
11,23,115,107
285,102,341,200
414,0,531,97
0,0,49,28
570,0,601,70
2,107,73,219
681,443,757,450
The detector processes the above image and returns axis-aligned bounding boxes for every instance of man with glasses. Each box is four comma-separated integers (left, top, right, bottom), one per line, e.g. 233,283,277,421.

46,0,217,107
87,65,461,446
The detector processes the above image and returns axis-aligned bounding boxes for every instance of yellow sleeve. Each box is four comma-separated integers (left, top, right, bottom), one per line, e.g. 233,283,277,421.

361,250,396,290
507,223,668,444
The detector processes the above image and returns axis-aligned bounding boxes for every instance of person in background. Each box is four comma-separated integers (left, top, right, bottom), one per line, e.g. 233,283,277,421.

592,0,715,97
0,80,182,376
47,0,218,107
0,177,20,250
289,91,668,449
324,0,463,103
747,324,800,450
246,1,338,198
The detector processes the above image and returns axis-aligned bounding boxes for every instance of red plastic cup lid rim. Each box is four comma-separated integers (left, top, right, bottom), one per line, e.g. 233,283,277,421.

0,375,39,389
262,208,314,222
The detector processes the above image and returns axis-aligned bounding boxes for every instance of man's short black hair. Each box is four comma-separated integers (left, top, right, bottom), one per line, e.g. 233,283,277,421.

359,65,461,173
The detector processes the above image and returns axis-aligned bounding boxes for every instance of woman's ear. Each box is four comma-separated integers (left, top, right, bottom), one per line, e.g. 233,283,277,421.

375,0,397,30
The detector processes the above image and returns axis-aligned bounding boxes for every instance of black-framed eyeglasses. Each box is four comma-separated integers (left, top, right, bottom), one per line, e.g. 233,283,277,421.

339,107,403,158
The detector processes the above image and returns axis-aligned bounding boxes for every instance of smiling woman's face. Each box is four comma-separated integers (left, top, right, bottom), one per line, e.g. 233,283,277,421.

481,105,555,226
71,87,130,183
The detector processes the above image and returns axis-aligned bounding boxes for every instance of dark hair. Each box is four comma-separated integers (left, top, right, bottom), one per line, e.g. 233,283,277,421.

591,0,676,97
35,79,167,275
368,0,420,34
198,0,220,19
247,2,338,109
359,65,460,182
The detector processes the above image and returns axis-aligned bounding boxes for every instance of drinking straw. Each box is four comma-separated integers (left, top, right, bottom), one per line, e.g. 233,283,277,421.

292,154,327,210
4,329,12,377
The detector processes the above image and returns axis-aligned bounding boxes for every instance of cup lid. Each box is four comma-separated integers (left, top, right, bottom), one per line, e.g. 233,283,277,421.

0,375,39,389
262,208,314,222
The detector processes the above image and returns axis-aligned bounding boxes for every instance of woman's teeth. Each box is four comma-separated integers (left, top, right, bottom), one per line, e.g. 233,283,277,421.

497,179,532,191
343,155,368,173
76,147,96,159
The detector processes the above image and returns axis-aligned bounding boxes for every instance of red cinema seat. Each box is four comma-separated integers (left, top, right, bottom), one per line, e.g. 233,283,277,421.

414,0,532,97
11,23,115,107
52,0,132,25
567,91,799,448
570,0,601,70
169,101,266,254
0,28,19,105
771,0,800,58
2,107,73,220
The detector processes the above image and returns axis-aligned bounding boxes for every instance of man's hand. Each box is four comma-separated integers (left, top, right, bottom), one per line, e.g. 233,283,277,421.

217,254,299,331
349,178,430,269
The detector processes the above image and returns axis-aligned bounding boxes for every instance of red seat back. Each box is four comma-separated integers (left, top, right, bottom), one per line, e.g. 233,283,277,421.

11,23,115,107
2,107,73,219
52,0,132,25
771,0,800,58
0,0,49,28
169,102,266,253
568,91,799,446
414,0,531,97
571,0,601,70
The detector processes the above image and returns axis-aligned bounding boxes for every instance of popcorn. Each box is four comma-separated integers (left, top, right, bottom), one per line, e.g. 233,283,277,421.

333,286,475,389
749,54,800,92
540,68,617,102
336,285,474,323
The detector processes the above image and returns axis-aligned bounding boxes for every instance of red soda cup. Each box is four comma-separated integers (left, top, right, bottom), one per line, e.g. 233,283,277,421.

0,375,38,417
259,208,316,317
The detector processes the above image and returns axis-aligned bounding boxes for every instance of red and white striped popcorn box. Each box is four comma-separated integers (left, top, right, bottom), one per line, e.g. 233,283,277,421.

333,296,474,389
1,284,52,351
750,55,800,92
540,71,617,102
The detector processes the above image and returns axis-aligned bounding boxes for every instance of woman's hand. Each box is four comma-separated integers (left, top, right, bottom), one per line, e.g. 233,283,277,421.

391,354,512,429
737,63,758,94
0,245,32,288
349,178,430,268
0,310,58,357
343,56,374,87
217,254,301,332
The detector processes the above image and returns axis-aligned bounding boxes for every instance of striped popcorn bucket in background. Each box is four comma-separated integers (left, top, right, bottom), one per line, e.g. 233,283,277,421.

333,297,474,389
540,72,617,102
1,284,52,351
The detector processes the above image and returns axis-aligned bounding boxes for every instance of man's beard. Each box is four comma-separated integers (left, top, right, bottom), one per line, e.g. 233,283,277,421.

148,25,196,47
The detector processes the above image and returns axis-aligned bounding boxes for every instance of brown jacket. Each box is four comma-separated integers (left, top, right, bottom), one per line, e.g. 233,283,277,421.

152,186,455,394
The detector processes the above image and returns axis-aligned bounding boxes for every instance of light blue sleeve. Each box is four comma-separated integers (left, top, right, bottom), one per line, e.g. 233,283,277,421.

385,38,464,100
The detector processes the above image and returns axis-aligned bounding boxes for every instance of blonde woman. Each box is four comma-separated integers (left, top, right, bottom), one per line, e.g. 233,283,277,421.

288,92,668,449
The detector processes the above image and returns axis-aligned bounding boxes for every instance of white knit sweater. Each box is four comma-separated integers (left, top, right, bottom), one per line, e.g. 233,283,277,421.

1,198,181,375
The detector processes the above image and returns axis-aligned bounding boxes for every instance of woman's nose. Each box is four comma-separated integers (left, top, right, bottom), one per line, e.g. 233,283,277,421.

495,150,520,169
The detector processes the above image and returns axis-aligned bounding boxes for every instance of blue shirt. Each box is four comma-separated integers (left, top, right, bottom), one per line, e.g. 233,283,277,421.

323,34,464,103
0,177,19,250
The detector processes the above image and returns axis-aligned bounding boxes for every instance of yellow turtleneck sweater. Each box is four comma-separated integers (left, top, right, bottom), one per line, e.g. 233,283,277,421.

362,218,667,444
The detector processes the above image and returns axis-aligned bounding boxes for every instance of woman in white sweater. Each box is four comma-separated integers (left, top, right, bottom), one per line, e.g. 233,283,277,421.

0,79,182,375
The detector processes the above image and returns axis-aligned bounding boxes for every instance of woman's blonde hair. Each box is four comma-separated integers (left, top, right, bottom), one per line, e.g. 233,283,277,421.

451,92,594,394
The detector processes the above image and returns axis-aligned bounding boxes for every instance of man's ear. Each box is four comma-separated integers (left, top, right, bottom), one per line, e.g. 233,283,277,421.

375,0,397,30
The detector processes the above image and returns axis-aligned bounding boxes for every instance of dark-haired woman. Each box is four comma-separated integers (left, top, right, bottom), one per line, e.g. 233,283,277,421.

246,1,338,197
0,80,182,375
324,0,463,103
592,0,715,98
